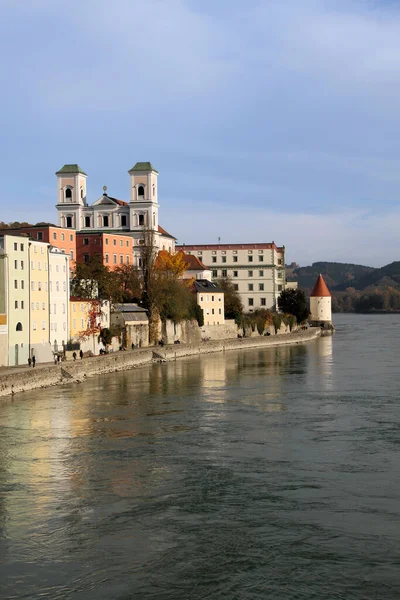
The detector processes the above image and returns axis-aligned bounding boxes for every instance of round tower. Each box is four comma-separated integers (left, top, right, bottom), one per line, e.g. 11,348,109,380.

310,274,333,329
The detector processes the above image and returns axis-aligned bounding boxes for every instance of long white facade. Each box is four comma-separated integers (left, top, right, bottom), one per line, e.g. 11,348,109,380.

176,243,286,311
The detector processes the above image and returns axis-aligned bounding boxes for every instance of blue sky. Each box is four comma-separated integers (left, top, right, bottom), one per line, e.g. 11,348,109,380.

1,0,400,267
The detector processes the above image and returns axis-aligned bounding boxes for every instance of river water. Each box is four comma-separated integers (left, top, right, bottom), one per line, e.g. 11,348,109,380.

1,314,400,599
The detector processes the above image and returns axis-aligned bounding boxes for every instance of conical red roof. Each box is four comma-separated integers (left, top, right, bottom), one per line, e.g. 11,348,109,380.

310,274,331,297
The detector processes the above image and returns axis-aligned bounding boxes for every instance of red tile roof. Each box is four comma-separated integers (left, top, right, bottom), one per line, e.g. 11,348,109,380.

176,242,284,251
178,251,208,270
158,225,176,239
311,275,331,297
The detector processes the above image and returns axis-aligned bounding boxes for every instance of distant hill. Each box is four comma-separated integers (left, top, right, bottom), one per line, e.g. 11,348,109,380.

287,261,376,291
334,261,400,291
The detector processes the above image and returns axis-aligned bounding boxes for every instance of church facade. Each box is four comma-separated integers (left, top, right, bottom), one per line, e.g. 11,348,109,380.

55,162,176,266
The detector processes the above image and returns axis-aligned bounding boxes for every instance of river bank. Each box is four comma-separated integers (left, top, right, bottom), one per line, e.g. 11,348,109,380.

0,328,321,399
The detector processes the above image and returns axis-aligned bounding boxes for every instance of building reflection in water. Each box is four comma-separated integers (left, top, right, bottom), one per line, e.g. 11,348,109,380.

306,335,333,393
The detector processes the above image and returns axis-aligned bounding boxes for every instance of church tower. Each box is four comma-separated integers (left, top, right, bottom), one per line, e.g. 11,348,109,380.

310,274,334,330
128,162,159,235
55,164,87,230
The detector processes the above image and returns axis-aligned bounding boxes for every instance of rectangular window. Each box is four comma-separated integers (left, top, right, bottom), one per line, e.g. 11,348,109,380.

248,284,253,291
21,260,24,269
85,216,91,227
219,308,221,314
103,216,109,227
83,238,89,245
113,254,117,264
121,215,127,227
53,232,57,240
248,270,253,277
20,243,24,251
120,255,123,264
248,298,254,306
222,269,227,277
113,239,117,246
14,242,17,251
261,298,266,306
14,280,17,289
70,250,74,260
212,269,217,277
37,232,43,241
105,238,109,245
105,253,109,263
212,308,215,314
259,283,264,291
233,256,238,262
278,272,283,279
259,270,264,277
21,301,24,309
222,256,227,263
278,258,282,265
248,255,253,262
126,240,129,247
14,259,18,269
278,284,283,291
259,255,264,262
212,256,217,263
233,271,238,277
21,280,24,289
61,233,65,241
15,300,18,309
126,256,130,264
70,234,73,242
84,254,89,263
233,284,239,291
120,239,123,247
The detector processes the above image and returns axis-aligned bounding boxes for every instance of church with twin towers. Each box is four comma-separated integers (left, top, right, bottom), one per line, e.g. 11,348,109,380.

55,161,176,266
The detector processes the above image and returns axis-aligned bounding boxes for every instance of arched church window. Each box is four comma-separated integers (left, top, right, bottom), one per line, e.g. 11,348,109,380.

81,189,84,199
152,185,155,196
138,186,144,198
139,214,144,226
65,188,72,200
66,216,72,228
121,215,127,227
85,216,91,228
16,322,22,331
103,215,109,227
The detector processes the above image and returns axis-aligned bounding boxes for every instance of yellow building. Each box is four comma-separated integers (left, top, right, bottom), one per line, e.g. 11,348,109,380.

29,240,52,362
69,298,110,356
193,280,225,326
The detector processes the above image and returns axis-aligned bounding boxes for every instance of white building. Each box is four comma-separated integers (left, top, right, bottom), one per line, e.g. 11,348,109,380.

176,243,285,311
49,247,70,353
55,162,175,266
310,274,332,325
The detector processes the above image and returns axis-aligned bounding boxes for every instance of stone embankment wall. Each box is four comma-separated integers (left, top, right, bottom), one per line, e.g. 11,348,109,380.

0,328,321,399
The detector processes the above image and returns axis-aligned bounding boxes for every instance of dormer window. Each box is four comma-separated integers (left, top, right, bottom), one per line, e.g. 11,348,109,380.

138,185,144,199
65,188,72,201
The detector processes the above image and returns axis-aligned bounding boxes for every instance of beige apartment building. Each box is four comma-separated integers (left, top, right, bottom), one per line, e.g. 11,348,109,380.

193,280,225,326
0,234,30,366
176,243,285,311
29,240,52,362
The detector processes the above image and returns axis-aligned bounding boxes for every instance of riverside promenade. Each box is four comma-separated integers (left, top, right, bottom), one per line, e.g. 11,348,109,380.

0,328,321,399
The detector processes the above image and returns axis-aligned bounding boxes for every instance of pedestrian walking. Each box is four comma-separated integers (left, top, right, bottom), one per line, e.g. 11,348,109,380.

28,357,31,367
32,355,36,368
72,351,77,361
79,349,83,360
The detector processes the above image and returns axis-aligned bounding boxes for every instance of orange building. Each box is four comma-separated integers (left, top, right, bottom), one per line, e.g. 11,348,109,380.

0,225,76,268
76,232,133,270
